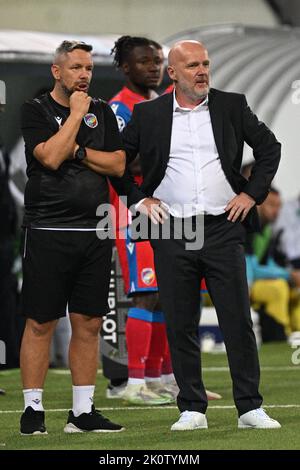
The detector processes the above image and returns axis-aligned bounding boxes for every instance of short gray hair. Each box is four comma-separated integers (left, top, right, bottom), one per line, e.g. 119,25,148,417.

53,40,93,63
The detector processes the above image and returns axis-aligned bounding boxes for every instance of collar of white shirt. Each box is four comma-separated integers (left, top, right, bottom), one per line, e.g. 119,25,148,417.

173,89,209,112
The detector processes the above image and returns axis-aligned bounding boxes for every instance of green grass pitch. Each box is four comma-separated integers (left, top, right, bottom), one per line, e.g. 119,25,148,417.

0,343,299,450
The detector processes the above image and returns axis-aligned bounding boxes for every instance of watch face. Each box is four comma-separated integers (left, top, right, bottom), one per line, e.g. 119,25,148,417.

76,147,86,161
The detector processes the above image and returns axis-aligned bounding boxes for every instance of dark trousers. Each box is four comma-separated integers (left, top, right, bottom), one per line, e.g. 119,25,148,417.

150,213,263,416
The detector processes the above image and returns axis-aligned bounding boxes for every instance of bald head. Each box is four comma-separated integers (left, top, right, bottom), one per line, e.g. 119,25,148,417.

167,40,210,107
168,40,207,66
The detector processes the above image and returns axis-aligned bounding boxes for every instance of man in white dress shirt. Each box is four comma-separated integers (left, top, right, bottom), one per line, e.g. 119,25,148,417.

114,40,282,430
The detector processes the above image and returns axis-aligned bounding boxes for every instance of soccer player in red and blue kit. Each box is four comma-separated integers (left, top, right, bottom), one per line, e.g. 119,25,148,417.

108,36,173,405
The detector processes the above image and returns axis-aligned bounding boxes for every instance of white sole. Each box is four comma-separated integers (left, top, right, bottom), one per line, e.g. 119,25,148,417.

20,431,48,436
171,425,208,431
123,400,170,406
238,423,281,429
106,395,125,399
64,423,125,433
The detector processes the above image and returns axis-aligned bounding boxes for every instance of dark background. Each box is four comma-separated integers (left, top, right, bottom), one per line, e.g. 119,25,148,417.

0,60,170,152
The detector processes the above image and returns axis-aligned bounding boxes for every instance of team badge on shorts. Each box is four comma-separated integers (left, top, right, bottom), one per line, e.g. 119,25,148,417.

116,115,126,132
141,268,155,286
84,113,98,128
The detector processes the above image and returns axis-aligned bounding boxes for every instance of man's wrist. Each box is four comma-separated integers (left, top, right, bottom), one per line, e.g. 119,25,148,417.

241,192,256,206
241,191,256,204
70,110,85,121
74,146,87,161
73,144,79,158
241,191,254,200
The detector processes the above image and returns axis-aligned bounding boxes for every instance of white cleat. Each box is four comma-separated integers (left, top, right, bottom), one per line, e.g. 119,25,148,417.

171,411,208,431
146,380,176,401
106,383,127,399
161,381,221,400
238,408,281,429
122,383,172,405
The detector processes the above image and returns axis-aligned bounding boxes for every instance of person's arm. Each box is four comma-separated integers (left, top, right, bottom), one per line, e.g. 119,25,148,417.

109,104,144,205
121,104,141,164
226,95,281,222
108,104,167,223
33,91,92,171
109,100,132,132
109,167,147,206
241,95,281,205
81,147,125,177
80,103,125,177
226,191,255,222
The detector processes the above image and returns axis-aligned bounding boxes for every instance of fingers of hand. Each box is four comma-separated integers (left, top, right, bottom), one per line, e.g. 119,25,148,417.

225,200,235,212
140,199,167,225
240,207,250,221
71,92,91,110
149,203,167,224
227,205,244,222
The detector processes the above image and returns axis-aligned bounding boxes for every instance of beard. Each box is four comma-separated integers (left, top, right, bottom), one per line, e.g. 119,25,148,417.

179,77,209,102
185,84,209,101
61,82,73,98
60,81,90,97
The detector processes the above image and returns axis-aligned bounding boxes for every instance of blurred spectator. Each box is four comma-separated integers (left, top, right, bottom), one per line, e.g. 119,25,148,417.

9,136,28,226
246,188,300,342
273,195,300,269
9,88,51,225
107,36,174,405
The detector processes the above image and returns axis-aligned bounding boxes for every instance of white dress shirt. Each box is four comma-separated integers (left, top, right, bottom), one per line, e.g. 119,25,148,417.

153,92,236,217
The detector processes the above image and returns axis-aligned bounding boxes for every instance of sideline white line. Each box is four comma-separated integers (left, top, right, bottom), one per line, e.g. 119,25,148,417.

47,366,300,375
1,404,300,414
2,366,298,376
202,366,300,372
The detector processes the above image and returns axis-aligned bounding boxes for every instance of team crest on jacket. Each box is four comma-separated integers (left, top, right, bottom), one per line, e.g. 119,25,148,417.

84,113,98,128
141,268,155,286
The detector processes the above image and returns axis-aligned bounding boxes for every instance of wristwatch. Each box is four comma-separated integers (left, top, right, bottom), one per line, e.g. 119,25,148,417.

74,146,87,161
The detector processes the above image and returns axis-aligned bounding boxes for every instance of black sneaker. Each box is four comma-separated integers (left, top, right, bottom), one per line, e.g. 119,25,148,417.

20,406,47,435
64,405,125,433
